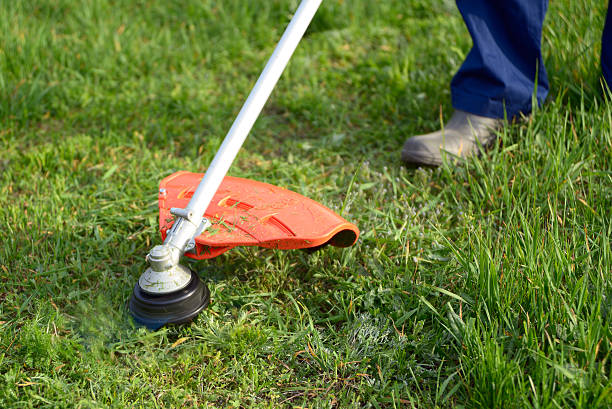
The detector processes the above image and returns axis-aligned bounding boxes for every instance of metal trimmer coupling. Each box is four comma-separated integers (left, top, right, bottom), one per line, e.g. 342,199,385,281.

138,245,192,294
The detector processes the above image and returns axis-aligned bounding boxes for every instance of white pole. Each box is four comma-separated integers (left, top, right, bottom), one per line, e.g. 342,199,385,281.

187,0,321,219
163,0,322,255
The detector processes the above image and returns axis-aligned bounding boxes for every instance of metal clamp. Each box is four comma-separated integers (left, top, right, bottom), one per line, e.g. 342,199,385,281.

185,218,212,253
170,207,196,224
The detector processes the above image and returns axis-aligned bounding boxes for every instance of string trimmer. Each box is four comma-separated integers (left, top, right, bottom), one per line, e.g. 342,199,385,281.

129,0,359,329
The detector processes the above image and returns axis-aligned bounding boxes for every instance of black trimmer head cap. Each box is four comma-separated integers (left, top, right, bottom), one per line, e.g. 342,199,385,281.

129,269,210,330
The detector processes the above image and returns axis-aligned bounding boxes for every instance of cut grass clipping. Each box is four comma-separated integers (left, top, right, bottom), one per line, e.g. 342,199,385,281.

1,0,610,408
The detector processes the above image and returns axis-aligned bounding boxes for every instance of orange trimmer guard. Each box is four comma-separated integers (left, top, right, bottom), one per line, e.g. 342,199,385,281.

158,171,359,259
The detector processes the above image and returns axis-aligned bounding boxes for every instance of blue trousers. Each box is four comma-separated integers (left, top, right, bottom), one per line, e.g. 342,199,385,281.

451,0,612,119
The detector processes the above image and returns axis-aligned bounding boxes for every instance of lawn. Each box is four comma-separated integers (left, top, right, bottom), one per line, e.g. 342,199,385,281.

0,0,610,407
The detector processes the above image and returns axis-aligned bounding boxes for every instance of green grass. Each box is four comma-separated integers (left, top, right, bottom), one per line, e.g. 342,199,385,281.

1,0,610,407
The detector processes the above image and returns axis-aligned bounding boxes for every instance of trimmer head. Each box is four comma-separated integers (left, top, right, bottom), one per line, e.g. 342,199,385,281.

129,268,210,330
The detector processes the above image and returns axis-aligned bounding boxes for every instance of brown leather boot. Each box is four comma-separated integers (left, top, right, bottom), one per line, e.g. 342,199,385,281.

401,110,504,166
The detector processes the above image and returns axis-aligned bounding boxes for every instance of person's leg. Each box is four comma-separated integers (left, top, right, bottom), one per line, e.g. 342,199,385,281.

402,0,549,166
451,0,549,119
602,2,612,89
